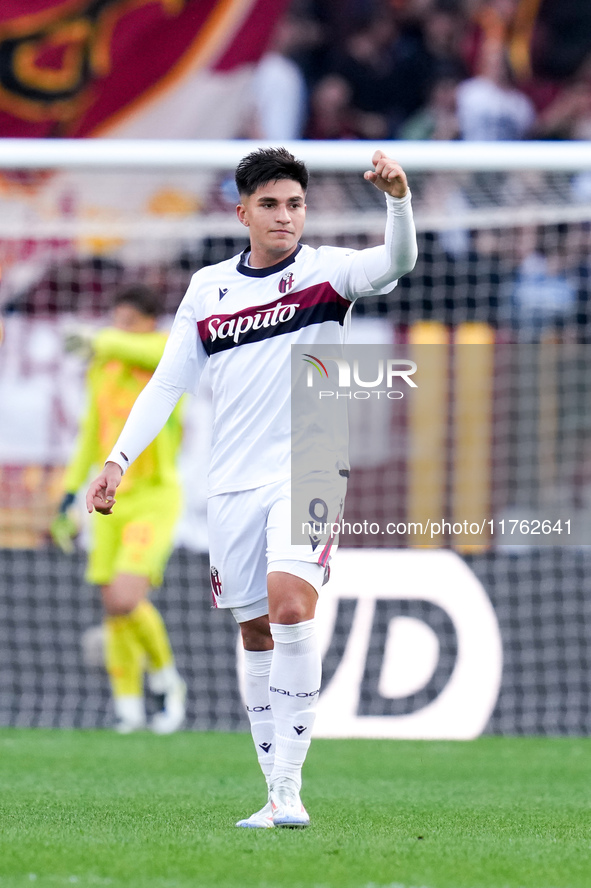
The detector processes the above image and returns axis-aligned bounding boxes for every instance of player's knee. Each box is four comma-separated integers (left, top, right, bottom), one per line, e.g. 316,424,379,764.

102,573,150,616
103,597,135,617
240,615,272,651
271,599,311,626
102,588,142,617
267,571,318,625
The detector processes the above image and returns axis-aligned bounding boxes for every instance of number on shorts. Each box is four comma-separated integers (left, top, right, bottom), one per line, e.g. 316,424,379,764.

309,497,328,531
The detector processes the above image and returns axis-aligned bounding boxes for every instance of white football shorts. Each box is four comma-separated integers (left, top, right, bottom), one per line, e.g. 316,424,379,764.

207,475,346,622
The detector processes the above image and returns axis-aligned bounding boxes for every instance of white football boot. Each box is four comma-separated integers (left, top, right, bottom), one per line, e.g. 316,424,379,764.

149,668,187,735
270,777,310,828
113,696,146,734
235,798,275,829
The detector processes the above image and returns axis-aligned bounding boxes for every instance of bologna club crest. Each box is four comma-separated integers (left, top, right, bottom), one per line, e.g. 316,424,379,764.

279,272,295,294
210,566,223,605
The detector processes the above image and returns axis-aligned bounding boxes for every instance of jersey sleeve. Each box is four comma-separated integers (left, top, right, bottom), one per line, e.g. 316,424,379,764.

62,365,101,493
336,191,418,300
105,277,208,474
92,328,167,369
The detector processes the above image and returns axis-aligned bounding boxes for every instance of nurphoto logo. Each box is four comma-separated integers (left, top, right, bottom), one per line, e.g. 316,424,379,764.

303,353,418,399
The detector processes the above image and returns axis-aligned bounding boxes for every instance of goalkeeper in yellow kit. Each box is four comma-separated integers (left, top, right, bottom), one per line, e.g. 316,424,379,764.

52,285,187,734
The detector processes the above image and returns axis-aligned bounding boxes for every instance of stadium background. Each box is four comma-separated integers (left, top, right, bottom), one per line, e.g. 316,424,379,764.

1,0,591,739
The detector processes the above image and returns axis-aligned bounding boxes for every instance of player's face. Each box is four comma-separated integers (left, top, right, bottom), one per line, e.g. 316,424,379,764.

237,178,306,267
112,304,156,333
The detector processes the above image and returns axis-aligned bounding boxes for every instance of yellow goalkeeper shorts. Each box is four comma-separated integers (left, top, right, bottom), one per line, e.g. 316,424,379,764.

86,483,182,587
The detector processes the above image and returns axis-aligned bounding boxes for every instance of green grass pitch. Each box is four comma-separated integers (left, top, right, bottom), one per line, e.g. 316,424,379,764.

0,729,589,888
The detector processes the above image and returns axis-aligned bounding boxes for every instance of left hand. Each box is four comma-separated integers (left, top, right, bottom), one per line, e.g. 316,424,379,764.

63,322,95,360
364,150,409,198
50,512,78,554
50,491,78,554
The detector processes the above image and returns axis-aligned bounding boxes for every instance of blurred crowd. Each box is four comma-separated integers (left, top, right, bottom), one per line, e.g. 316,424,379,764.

245,0,591,143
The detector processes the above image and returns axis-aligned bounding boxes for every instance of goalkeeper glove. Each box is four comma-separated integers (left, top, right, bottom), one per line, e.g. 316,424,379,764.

62,322,95,360
50,492,78,554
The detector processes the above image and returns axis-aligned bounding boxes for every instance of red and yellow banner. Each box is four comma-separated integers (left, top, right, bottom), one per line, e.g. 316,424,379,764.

0,0,289,138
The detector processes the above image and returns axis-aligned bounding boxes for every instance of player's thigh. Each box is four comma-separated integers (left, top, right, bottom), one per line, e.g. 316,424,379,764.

113,485,182,587
86,510,122,586
207,488,268,610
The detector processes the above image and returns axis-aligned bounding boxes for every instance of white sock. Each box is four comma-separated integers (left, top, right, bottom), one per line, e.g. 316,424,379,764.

268,620,321,790
243,649,275,785
114,695,145,727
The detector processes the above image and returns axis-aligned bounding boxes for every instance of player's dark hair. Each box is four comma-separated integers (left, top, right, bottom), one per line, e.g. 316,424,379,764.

235,147,309,197
112,284,162,318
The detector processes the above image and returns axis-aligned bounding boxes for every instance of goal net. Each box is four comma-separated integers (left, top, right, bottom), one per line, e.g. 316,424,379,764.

1,139,590,735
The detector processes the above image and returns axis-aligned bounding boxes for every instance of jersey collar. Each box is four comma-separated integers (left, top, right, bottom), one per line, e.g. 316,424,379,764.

237,244,302,278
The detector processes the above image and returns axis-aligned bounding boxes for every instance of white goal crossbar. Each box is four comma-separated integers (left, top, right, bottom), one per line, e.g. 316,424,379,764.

0,139,590,172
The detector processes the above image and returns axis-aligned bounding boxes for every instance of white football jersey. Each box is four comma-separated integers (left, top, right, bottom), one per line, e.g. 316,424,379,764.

106,192,417,495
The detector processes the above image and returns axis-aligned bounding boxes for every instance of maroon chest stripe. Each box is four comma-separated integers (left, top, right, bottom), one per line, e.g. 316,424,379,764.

198,282,350,356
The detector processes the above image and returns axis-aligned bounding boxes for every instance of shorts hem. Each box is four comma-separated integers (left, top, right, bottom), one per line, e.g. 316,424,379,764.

229,596,269,623
267,559,326,594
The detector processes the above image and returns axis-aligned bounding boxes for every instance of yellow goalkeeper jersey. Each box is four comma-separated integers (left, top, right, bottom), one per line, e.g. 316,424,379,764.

64,327,183,496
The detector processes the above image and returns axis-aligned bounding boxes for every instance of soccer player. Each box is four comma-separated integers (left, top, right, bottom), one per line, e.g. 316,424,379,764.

52,285,187,734
85,148,417,825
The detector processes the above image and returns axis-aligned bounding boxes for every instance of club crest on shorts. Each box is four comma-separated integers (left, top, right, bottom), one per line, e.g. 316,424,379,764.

278,271,294,294
210,565,223,602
